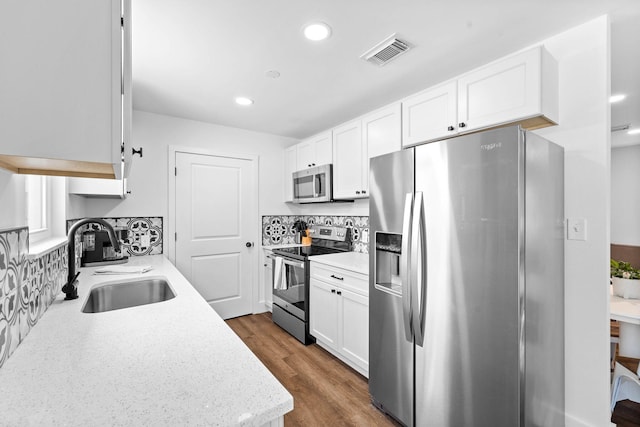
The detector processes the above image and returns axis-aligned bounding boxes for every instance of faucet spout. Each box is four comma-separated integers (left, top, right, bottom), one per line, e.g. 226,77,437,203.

63,218,121,300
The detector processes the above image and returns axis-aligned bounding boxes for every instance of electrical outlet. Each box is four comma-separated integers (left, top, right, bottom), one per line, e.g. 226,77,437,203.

567,218,587,241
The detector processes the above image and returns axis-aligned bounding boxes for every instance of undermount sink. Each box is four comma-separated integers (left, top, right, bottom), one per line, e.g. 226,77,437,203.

82,277,176,313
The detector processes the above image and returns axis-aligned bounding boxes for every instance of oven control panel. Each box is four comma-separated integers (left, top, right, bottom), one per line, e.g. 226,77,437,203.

308,225,350,242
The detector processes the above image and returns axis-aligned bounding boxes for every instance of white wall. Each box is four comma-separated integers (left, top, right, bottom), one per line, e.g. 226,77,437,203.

0,169,84,235
611,145,640,245
84,109,300,229
0,169,26,230
534,16,611,427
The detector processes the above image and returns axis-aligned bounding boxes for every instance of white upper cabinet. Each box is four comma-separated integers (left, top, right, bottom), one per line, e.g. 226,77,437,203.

283,145,297,202
362,103,402,192
0,0,131,180
402,46,558,147
296,131,333,171
332,119,365,200
68,177,128,199
457,46,558,132
402,81,458,146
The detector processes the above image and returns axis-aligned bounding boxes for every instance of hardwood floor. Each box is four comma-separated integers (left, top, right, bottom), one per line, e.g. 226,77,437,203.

226,312,400,427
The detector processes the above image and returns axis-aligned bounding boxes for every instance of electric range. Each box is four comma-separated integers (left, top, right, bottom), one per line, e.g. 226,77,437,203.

271,225,351,344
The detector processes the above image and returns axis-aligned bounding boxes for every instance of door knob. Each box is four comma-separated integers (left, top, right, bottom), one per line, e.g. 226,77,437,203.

246,242,253,248
447,125,455,131
459,122,467,128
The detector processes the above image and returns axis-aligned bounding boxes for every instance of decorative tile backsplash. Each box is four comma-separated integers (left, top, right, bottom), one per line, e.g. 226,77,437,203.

0,227,67,369
262,215,370,254
67,217,163,256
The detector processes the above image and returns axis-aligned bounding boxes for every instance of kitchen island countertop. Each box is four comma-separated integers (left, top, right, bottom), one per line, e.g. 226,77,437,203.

0,255,292,426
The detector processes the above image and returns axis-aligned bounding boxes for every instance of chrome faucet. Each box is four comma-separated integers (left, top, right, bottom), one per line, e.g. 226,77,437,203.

63,218,121,300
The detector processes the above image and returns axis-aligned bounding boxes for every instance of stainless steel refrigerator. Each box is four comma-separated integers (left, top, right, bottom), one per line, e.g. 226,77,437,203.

369,125,564,427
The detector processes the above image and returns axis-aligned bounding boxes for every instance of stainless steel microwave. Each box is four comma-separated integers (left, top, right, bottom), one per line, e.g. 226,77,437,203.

292,164,332,203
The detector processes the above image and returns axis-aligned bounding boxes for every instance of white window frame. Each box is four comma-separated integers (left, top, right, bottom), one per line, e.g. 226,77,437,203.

26,175,52,243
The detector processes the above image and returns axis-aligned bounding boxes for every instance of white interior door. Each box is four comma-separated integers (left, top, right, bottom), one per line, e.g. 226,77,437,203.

175,152,256,319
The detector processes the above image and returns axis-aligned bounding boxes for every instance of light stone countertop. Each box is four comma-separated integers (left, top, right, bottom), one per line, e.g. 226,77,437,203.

0,255,292,426
310,251,370,275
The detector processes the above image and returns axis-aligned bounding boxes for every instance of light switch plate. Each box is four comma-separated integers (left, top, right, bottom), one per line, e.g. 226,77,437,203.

567,218,587,241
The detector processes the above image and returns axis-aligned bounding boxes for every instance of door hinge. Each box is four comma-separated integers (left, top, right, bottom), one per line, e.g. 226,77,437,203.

175,167,177,176
175,232,177,241
121,16,124,27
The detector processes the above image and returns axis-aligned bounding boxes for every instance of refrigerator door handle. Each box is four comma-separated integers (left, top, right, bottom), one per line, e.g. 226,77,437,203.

400,193,413,342
412,191,427,347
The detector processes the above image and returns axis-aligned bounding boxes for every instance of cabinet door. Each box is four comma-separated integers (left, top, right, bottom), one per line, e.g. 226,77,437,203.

309,279,338,347
402,81,458,147
332,119,364,199
120,0,133,179
296,141,315,170
297,131,332,170
263,253,273,308
283,145,297,202
457,47,542,132
314,131,333,167
0,0,128,179
362,103,402,195
338,288,369,375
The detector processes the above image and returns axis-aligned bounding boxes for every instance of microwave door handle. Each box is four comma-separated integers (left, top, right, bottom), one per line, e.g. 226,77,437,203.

400,193,413,342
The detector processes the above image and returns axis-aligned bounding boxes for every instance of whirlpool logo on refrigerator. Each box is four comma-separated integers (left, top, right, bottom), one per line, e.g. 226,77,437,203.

480,142,503,151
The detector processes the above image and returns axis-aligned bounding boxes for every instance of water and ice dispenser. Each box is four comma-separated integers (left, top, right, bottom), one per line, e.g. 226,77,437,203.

374,232,403,295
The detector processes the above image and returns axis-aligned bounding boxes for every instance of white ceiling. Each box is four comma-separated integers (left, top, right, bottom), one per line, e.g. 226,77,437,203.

132,0,640,146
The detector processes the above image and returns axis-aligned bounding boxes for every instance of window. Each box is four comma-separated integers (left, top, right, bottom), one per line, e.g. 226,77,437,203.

26,175,51,242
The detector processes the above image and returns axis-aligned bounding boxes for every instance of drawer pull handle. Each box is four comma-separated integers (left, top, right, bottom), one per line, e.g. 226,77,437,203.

336,291,342,296
330,274,344,281
331,289,336,293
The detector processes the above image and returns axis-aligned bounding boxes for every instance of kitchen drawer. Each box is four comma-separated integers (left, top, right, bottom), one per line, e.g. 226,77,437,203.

311,263,368,296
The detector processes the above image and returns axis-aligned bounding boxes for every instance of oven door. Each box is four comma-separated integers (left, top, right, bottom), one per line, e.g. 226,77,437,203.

272,256,307,321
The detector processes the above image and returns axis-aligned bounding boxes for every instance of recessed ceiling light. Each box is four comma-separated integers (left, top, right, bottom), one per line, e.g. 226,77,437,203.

265,70,281,79
628,129,640,135
303,22,331,41
610,94,627,103
235,97,254,106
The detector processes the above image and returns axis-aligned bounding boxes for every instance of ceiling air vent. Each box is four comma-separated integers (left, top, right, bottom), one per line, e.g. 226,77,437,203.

360,33,412,66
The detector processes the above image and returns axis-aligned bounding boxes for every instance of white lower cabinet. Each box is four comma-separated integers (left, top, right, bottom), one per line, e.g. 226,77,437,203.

262,248,274,310
310,262,369,377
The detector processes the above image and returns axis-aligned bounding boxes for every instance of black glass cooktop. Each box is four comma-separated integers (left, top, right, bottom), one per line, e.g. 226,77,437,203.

272,245,345,260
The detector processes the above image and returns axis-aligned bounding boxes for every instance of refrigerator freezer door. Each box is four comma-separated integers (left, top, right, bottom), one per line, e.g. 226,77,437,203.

414,126,522,426
369,149,415,426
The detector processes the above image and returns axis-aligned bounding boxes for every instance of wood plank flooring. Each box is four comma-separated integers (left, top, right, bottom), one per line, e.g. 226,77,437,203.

226,312,400,427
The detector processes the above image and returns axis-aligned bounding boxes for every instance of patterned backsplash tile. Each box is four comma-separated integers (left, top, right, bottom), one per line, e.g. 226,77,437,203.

262,215,370,254
67,217,163,257
0,227,67,369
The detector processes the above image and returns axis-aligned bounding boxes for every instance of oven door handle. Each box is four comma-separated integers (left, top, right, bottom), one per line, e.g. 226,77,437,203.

281,257,305,269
